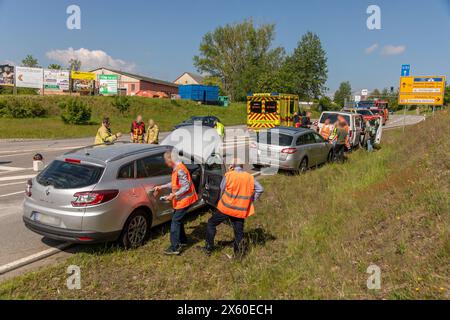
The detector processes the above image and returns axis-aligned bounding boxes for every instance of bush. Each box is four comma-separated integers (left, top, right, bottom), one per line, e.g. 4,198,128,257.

111,96,130,115
0,98,48,118
60,99,92,125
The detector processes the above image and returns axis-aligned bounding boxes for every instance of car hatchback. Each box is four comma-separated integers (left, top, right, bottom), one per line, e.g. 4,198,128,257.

23,136,224,248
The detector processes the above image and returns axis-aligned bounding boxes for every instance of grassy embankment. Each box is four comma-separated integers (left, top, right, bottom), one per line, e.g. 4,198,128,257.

0,111,448,299
0,95,246,139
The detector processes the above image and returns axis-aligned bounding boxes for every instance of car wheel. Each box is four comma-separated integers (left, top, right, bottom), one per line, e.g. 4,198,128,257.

298,157,308,174
120,209,151,249
253,164,262,170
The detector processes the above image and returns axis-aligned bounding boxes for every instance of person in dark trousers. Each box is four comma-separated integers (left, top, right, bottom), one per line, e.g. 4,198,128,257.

201,162,264,258
301,111,312,128
333,121,348,162
154,150,198,255
293,112,300,128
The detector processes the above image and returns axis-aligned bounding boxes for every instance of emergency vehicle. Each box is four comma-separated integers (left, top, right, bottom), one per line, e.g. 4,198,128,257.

247,93,299,130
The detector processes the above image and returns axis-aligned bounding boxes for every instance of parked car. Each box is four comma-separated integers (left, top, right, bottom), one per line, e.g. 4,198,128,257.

342,108,380,122
315,111,364,148
23,128,224,248
174,116,221,129
250,127,334,173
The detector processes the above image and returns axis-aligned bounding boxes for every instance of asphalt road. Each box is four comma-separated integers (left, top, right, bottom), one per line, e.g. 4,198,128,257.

0,115,425,279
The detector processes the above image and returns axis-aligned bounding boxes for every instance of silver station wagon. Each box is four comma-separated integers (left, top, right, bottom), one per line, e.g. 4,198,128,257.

23,128,224,248
250,127,334,173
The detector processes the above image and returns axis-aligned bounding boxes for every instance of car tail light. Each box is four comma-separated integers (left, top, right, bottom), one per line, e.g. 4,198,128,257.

71,190,119,207
281,148,297,154
26,179,32,197
65,158,81,164
78,237,94,242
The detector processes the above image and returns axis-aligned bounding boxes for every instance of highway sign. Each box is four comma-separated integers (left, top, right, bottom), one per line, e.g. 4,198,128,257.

401,64,410,76
399,76,446,106
361,89,368,96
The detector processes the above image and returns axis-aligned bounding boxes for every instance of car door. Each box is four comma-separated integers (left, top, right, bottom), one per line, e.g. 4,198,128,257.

202,154,225,207
312,132,330,164
135,153,173,221
296,133,318,167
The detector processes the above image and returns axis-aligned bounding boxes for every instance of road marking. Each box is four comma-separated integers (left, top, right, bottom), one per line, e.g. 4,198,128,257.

0,145,87,155
0,181,26,188
0,174,35,182
0,152,32,158
0,191,24,198
0,243,72,275
0,165,29,172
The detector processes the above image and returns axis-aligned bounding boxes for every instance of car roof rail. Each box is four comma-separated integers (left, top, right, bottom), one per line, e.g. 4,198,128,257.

108,145,171,163
64,141,131,155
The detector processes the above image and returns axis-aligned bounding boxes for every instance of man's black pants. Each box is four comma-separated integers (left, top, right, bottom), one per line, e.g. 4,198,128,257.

206,210,245,254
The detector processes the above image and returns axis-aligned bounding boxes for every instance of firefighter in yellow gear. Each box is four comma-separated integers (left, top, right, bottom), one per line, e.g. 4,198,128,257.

214,120,225,139
94,117,122,145
145,119,160,144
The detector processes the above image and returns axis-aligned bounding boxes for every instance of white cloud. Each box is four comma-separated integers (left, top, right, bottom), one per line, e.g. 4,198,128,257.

46,48,136,71
1,59,16,66
381,45,406,56
365,43,379,54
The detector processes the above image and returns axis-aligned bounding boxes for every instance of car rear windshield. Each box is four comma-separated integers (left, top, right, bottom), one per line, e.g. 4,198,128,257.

257,132,293,146
320,113,350,125
37,160,104,189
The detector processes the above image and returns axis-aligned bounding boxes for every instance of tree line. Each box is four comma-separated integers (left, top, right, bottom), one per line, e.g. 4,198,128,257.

194,20,328,102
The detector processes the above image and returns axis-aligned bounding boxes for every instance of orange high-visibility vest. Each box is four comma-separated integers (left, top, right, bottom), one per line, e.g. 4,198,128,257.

217,170,255,219
320,125,332,140
171,162,198,210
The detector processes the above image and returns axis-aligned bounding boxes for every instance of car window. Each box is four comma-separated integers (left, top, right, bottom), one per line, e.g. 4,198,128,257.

250,101,262,113
258,132,293,146
137,153,172,178
118,162,135,179
37,160,104,189
355,117,361,127
313,133,325,143
265,101,277,113
320,113,350,125
296,133,315,145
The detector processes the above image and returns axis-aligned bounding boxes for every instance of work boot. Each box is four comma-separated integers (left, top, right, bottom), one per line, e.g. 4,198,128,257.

197,246,213,256
164,246,181,256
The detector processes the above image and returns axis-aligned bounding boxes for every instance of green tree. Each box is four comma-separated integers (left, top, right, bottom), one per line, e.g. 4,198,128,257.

48,64,62,70
333,81,352,107
111,96,131,115
445,86,450,106
21,55,39,68
194,20,284,101
69,59,82,71
369,88,381,99
281,32,328,100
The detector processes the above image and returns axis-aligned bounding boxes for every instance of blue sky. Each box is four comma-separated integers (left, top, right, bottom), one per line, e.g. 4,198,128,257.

0,0,449,94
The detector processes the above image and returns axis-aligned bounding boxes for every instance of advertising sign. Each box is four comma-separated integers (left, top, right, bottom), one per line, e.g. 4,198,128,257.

15,67,44,89
44,70,70,90
70,71,96,81
399,76,446,106
0,65,15,86
99,74,118,95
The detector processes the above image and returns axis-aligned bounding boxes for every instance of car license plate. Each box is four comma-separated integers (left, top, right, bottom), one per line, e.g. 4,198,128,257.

31,211,60,226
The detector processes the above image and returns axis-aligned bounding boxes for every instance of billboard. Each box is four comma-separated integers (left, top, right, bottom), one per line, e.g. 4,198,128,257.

0,65,15,86
44,70,70,91
15,67,44,89
71,71,96,81
399,76,446,106
99,74,118,95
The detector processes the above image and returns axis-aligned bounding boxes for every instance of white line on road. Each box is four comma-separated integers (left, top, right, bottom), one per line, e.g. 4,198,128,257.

0,174,35,182
0,165,29,172
0,181,26,188
0,191,24,198
0,152,32,159
0,243,72,275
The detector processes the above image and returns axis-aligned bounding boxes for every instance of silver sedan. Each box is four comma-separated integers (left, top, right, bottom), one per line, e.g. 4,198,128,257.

250,127,334,173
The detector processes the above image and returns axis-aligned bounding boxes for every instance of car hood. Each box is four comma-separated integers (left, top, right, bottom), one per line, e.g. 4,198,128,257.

162,125,221,163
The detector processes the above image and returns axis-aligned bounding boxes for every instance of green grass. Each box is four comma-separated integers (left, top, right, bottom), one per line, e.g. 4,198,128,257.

0,111,448,300
0,95,246,139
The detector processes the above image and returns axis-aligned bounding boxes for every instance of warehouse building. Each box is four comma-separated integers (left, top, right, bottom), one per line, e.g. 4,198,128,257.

174,72,204,85
91,67,179,97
